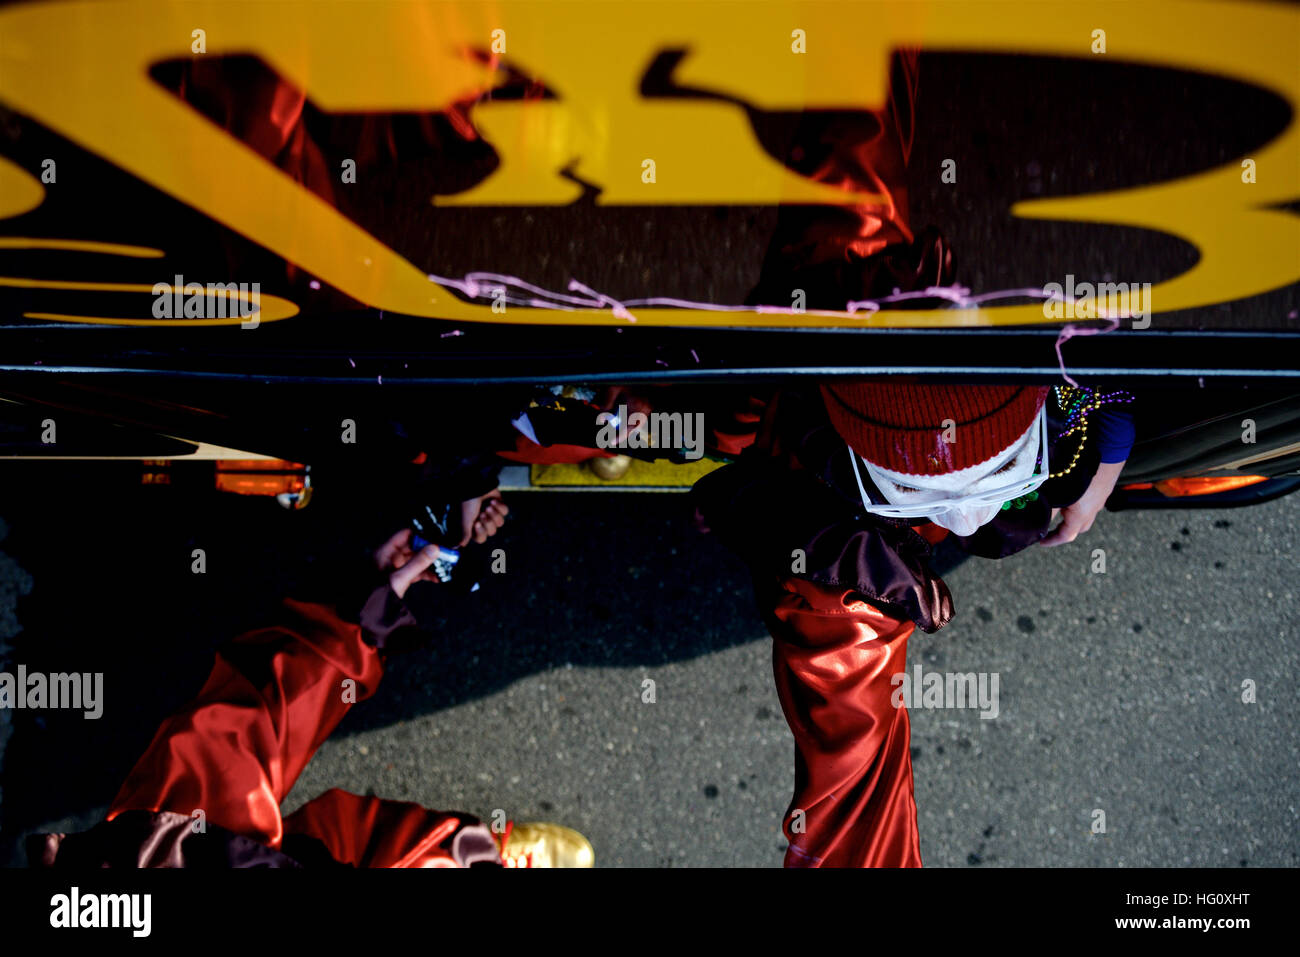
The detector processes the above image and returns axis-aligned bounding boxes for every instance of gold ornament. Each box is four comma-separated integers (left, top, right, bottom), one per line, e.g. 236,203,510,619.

590,454,633,480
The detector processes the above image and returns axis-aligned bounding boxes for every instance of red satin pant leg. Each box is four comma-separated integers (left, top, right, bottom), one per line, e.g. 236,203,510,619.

107,600,385,851
281,789,488,868
760,576,922,867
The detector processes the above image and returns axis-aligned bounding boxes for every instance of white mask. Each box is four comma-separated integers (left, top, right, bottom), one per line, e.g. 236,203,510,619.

850,406,1048,536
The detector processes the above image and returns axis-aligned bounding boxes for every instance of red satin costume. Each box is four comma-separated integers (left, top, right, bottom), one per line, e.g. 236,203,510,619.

761,577,921,867
106,599,494,867
760,50,926,867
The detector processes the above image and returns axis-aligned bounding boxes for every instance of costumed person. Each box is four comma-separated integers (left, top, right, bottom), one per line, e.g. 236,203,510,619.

691,381,1135,867
29,528,592,869
690,47,1137,866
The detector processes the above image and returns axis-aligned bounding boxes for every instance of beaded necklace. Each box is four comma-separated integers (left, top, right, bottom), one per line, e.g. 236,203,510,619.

1000,386,1134,510
1048,385,1135,479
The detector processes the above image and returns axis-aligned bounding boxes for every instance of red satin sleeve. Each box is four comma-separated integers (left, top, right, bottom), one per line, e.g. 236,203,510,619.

106,599,384,851
760,576,922,867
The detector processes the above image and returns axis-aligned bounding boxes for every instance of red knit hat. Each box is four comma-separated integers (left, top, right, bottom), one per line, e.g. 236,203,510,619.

821,383,1049,476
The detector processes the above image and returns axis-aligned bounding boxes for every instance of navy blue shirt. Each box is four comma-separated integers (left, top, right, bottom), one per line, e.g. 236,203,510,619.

1095,408,1135,463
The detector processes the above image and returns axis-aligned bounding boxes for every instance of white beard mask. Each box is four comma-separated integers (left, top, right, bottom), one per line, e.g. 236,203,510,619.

860,409,1045,536
927,501,1003,538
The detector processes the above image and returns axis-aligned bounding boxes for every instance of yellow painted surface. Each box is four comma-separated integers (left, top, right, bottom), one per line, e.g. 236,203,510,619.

0,1,1295,328
531,457,726,488
0,238,164,257
0,278,298,325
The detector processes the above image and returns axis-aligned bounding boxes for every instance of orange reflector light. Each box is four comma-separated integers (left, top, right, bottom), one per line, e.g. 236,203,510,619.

1152,475,1268,497
140,458,171,485
215,459,307,497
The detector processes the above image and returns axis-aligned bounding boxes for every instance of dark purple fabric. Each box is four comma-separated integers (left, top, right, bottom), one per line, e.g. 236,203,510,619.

692,387,1117,630
692,436,954,634
358,584,419,650
32,810,307,868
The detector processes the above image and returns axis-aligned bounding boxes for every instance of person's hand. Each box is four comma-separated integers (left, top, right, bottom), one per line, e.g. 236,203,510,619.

1040,460,1126,547
375,528,443,599
458,488,509,546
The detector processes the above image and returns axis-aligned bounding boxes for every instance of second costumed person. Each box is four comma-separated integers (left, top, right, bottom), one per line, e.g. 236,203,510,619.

692,381,1135,866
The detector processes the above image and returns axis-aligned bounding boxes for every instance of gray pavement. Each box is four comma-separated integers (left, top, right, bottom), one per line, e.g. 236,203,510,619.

281,493,1300,867
6,485,1290,867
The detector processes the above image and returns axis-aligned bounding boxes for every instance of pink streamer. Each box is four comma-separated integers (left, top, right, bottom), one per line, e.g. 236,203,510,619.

427,271,1124,382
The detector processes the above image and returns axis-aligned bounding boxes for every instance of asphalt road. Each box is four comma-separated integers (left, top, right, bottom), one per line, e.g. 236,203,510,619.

0,469,1296,867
